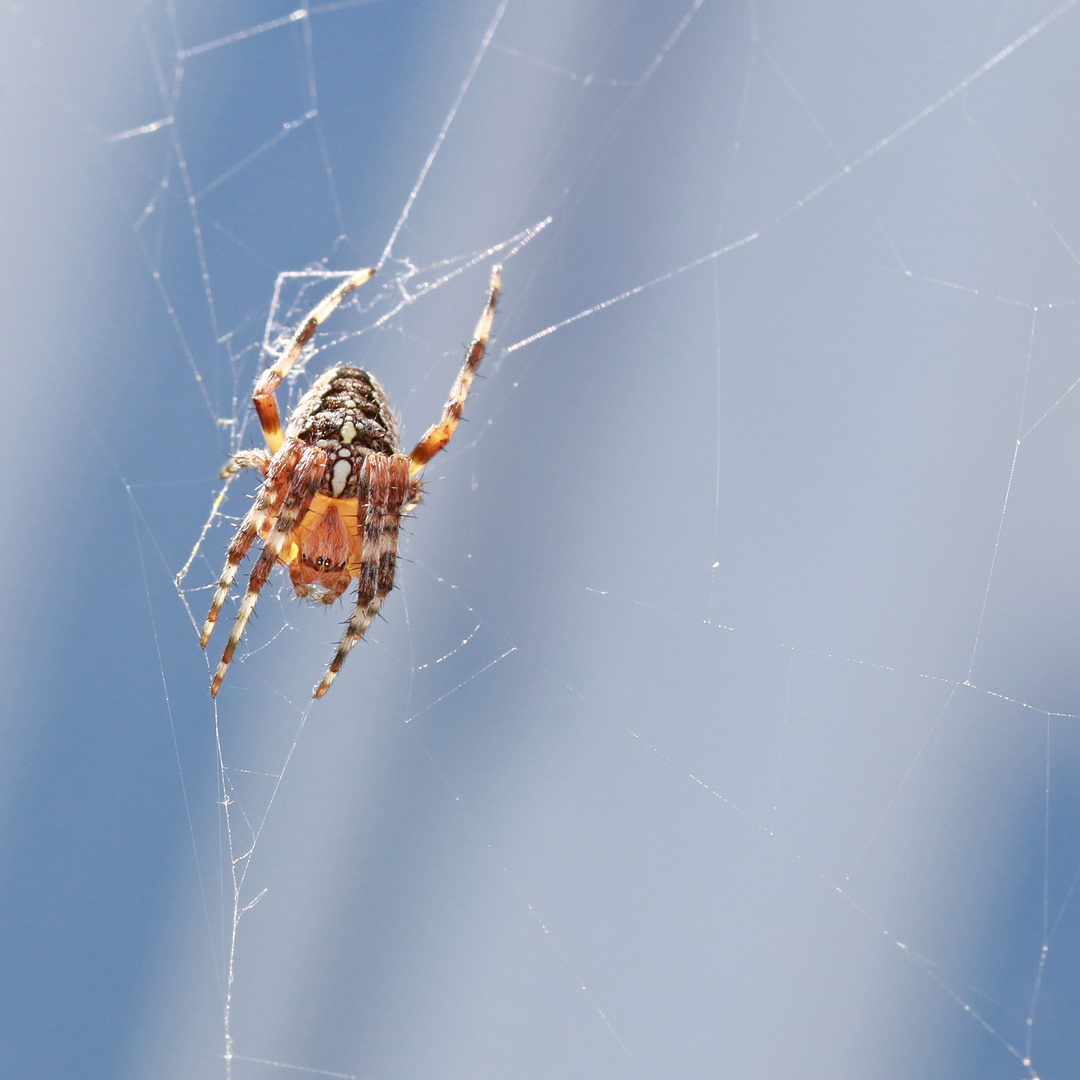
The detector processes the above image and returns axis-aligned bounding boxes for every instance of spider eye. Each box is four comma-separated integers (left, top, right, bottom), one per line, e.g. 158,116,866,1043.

300,551,345,573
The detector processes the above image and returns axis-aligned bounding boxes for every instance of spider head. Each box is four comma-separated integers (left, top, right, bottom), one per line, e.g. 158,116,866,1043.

289,499,355,602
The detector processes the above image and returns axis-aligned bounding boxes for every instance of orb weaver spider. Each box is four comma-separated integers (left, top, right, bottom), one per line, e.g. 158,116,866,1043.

201,264,502,698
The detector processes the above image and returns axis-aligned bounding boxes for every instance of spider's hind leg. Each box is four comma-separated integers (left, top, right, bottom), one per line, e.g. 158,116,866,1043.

254,268,376,454
408,264,501,477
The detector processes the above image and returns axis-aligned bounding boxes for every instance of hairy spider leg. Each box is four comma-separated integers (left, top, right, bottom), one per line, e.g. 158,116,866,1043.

408,264,502,477
208,444,328,696
314,453,412,698
201,441,305,648
220,447,272,479
255,268,376,454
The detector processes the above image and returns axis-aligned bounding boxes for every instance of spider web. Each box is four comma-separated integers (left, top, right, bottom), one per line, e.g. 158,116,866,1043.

12,0,1080,1076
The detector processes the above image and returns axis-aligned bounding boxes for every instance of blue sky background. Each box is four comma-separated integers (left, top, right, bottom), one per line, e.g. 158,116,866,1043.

3,1,1080,1077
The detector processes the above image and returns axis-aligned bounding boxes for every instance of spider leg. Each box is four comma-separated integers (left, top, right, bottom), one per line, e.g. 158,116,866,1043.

220,448,272,478
402,474,424,517
201,442,304,649
408,264,501,477
316,575,352,606
255,268,376,454
208,444,328,696
313,453,410,699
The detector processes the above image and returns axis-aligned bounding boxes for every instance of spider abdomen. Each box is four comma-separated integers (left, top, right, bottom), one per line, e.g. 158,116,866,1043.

288,366,400,498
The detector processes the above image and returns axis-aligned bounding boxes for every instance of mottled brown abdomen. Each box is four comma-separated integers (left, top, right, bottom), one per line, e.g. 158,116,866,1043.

286,366,401,498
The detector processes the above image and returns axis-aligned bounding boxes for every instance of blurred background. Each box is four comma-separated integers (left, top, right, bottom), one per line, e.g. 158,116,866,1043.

3,0,1080,1077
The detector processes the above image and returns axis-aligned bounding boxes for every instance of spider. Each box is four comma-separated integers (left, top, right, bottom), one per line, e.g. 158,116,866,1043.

201,264,502,699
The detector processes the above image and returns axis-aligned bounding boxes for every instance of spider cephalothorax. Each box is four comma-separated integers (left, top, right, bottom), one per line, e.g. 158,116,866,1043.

201,264,501,698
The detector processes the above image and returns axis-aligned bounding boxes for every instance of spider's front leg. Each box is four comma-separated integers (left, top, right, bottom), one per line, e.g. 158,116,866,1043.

313,453,412,699
201,442,305,649
205,443,327,696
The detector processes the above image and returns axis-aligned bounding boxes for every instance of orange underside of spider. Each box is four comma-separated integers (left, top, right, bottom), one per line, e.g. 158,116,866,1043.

279,493,360,573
